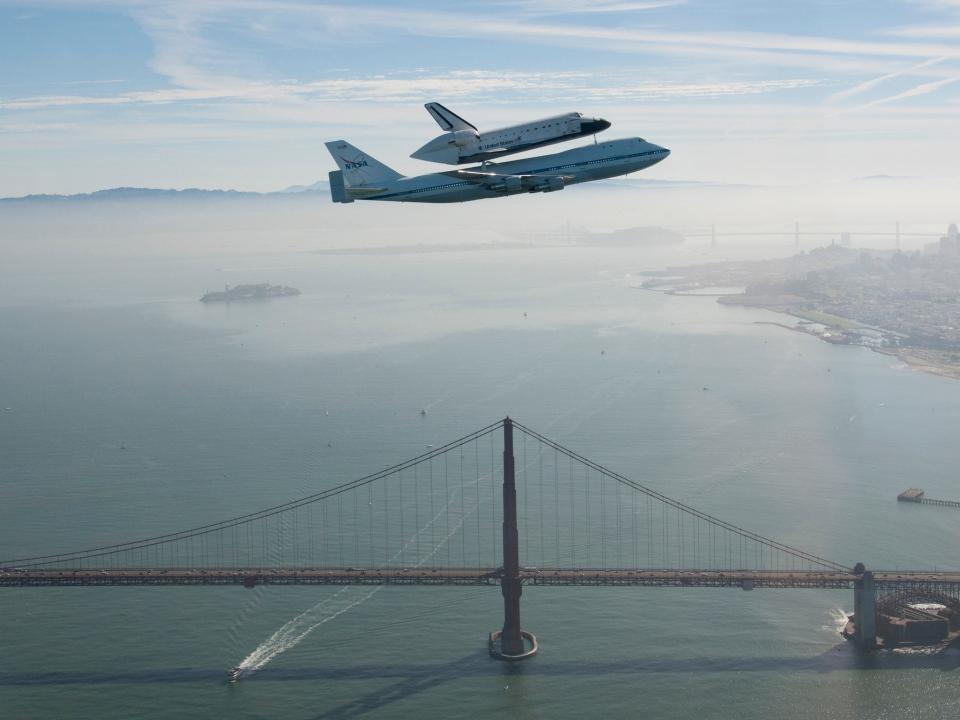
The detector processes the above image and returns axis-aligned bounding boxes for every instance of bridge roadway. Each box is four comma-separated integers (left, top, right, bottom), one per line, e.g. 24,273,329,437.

4,567,960,589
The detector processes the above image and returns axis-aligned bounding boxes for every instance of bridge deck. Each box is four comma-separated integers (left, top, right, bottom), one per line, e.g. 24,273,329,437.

4,568,960,588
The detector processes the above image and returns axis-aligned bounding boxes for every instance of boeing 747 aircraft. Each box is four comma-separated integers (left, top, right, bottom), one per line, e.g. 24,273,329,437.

326,137,670,204
410,102,611,165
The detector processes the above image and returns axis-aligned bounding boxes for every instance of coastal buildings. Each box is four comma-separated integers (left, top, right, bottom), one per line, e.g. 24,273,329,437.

924,223,959,256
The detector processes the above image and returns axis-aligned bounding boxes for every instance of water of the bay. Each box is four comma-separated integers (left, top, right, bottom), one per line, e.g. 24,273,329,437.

2,242,959,719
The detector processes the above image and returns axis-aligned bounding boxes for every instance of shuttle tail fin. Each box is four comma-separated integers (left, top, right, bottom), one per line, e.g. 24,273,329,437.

424,102,477,132
324,141,401,187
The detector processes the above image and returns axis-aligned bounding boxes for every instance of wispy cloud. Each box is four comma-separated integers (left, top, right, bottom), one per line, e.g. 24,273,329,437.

884,24,960,38
0,72,820,110
828,57,947,101
857,74,960,108
494,0,686,14
281,3,960,61
107,1,960,85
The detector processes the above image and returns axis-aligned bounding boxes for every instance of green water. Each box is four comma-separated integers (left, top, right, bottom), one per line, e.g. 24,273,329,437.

2,246,959,719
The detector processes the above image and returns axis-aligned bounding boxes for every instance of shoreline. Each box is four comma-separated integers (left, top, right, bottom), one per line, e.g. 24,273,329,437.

642,286,960,381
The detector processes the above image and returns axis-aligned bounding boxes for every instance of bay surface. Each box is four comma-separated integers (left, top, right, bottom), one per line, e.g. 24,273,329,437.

1,244,959,719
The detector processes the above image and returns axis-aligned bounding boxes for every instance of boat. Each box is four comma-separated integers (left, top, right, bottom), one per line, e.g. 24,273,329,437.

227,666,243,683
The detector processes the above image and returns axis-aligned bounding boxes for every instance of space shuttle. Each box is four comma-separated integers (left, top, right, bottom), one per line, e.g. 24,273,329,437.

410,102,611,165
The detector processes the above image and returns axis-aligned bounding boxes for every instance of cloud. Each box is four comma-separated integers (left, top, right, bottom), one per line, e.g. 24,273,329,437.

884,24,960,38
858,74,960,108
262,3,960,62
0,72,821,111
494,0,687,14
96,1,960,87
828,57,947,101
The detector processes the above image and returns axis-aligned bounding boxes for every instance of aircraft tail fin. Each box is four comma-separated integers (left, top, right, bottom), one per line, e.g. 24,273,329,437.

424,102,477,132
324,141,402,187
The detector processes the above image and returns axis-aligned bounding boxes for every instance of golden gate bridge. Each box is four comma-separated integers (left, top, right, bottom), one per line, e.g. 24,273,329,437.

4,418,959,657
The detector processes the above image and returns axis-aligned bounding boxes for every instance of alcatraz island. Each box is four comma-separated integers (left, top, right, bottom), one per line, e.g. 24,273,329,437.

641,224,960,380
200,283,300,303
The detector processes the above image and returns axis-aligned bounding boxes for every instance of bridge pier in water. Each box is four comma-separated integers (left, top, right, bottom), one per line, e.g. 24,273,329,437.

489,417,538,660
853,563,877,649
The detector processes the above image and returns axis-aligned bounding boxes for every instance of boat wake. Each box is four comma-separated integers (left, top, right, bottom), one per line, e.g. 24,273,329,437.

230,479,481,680
233,585,379,677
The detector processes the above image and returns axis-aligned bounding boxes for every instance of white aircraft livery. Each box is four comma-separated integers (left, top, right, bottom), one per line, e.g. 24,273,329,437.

326,137,670,204
410,102,611,165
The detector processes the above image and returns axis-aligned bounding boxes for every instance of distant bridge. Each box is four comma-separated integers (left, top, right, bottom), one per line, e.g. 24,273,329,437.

4,418,957,657
685,221,945,248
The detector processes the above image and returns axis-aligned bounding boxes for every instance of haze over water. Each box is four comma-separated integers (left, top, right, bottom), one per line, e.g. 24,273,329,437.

2,216,960,718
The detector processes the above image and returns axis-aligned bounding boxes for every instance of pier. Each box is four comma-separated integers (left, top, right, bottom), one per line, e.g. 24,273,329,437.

898,488,960,509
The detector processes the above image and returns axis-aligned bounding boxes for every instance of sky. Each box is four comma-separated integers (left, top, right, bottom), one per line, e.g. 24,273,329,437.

1,0,960,196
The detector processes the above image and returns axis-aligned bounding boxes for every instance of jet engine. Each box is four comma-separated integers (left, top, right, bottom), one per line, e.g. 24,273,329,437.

533,176,565,193
544,176,565,192
491,175,524,195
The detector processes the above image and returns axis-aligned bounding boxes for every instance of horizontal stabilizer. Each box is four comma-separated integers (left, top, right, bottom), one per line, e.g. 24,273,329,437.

328,170,353,203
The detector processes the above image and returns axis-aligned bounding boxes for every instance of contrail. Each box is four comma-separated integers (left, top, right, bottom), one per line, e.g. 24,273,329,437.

829,56,946,102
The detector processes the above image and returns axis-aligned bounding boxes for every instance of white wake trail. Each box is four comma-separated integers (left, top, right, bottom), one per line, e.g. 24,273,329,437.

237,586,377,673
233,477,484,678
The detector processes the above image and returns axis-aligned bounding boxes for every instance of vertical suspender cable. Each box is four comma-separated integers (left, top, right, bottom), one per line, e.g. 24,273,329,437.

554,448,560,567
399,469,405,567
570,454,576,569
414,464,420,564
491,433,497,568
475,441,481,567
444,454,450,568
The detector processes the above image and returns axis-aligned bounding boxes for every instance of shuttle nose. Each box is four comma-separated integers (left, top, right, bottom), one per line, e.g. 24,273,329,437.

582,118,611,135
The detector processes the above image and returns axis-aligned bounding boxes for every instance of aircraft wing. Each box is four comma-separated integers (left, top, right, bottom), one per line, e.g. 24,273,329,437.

450,169,575,187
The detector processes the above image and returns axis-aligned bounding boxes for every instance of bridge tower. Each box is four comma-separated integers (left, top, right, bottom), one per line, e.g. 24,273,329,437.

853,563,877,649
489,417,537,660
